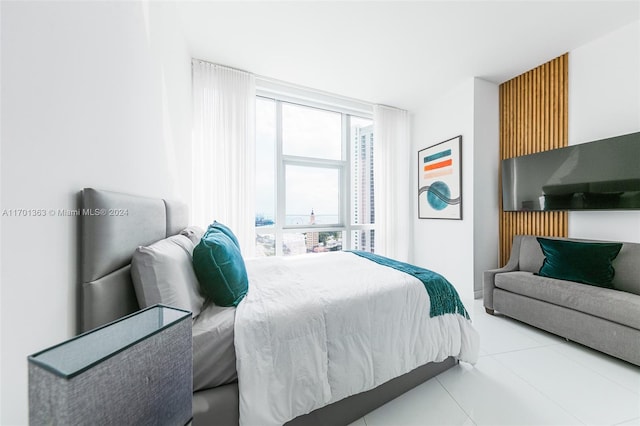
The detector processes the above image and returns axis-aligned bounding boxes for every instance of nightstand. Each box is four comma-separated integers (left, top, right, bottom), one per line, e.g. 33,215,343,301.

28,305,193,425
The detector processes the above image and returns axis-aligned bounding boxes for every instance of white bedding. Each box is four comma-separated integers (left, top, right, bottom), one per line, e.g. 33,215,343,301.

235,251,479,426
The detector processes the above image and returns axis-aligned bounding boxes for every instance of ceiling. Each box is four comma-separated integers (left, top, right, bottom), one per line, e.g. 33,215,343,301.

177,1,640,111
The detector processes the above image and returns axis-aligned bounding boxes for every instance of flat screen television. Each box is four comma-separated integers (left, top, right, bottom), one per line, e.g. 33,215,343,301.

501,132,640,211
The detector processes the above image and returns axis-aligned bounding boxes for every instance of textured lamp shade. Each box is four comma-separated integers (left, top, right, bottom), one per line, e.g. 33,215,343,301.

28,305,192,425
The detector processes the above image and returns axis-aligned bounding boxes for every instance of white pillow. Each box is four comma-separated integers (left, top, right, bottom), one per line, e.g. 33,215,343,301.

180,225,205,245
131,234,204,317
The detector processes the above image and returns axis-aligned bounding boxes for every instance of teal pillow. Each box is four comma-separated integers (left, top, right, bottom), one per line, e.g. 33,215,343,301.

193,231,248,307
207,221,240,250
536,238,622,288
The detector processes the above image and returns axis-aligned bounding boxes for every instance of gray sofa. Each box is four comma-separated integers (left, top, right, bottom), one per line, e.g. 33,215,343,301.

483,235,640,366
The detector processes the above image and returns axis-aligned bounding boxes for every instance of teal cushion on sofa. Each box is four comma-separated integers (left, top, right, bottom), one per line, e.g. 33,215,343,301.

193,231,248,307
207,221,240,250
536,238,622,288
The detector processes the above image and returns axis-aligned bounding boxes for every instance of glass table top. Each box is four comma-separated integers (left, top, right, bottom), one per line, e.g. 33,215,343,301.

28,305,190,378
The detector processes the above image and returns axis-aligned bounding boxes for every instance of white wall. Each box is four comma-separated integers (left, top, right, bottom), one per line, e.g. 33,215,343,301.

472,79,500,296
411,78,499,300
0,2,191,424
568,20,640,242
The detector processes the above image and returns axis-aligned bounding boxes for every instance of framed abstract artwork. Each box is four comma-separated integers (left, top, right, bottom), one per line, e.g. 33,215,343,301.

418,135,462,220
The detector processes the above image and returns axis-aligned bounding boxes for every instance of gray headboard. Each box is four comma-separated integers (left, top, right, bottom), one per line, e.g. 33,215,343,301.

80,188,189,332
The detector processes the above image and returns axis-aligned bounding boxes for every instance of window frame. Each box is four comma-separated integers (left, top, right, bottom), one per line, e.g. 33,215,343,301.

255,83,374,256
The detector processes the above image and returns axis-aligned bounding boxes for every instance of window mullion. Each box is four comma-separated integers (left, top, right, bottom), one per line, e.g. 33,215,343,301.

342,113,351,250
282,155,345,168
275,100,285,256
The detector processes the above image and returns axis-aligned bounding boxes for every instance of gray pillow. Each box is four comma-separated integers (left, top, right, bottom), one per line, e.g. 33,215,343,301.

131,234,204,317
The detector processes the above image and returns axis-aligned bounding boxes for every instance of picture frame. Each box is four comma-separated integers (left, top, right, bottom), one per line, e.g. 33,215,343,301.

418,135,462,220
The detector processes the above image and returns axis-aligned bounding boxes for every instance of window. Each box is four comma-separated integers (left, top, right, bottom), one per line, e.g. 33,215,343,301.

255,95,375,256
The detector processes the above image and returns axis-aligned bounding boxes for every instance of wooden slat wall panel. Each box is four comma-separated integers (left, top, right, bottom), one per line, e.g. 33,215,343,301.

499,54,569,266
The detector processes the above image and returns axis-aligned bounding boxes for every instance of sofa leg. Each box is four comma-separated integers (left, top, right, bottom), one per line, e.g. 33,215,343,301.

485,307,495,315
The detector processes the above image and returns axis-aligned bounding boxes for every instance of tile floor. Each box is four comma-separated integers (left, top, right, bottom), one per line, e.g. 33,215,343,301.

348,298,640,426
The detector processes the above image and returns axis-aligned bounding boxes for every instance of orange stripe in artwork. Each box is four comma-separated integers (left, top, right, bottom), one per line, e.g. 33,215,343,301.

424,159,452,172
424,169,453,180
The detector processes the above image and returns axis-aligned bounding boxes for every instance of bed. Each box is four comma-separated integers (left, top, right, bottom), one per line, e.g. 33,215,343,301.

79,188,478,425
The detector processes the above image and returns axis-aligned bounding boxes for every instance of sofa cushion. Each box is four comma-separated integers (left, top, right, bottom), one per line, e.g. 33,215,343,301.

536,238,622,288
495,271,640,330
518,237,546,273
612,243,640,296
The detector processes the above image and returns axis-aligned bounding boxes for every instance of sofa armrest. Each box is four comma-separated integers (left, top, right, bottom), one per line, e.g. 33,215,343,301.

483,235,523,312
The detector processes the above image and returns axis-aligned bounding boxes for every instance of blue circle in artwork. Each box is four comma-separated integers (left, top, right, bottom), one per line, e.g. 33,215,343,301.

427,181,450,211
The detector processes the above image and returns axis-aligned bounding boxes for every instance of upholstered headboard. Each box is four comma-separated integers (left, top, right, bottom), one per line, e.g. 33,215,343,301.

80,188,189,332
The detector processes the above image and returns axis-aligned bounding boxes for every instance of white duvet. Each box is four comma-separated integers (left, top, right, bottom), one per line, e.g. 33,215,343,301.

235,251,479,426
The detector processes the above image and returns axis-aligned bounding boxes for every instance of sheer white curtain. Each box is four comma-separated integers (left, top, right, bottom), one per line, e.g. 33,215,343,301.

191,60,256,256
373,105,411,261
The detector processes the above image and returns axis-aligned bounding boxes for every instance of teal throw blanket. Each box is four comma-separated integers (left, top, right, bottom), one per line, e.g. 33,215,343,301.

349,251,470,320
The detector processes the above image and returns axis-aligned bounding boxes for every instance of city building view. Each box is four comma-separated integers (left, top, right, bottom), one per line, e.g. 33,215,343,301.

255,210,344,257
352,124,375,253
